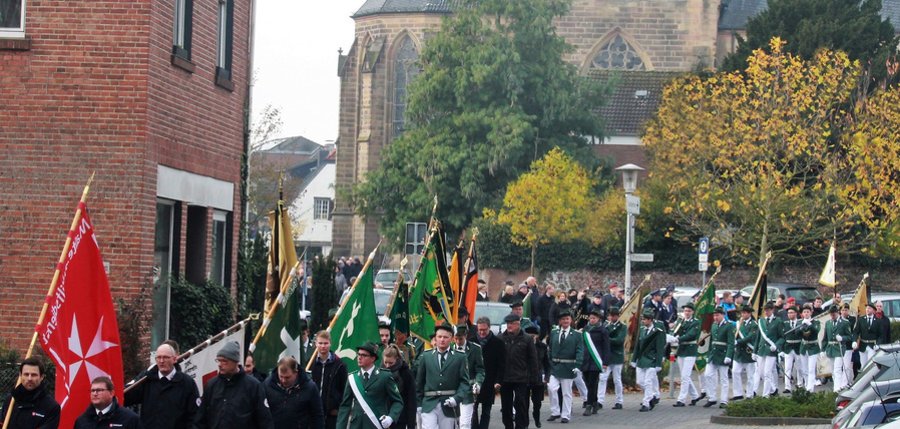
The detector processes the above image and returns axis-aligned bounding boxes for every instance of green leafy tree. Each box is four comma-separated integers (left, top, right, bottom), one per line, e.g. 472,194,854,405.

353,0,609,247
721,0,897,81
310,254,338,333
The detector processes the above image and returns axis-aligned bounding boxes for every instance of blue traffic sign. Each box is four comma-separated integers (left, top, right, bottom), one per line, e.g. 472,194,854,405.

698,237,709,254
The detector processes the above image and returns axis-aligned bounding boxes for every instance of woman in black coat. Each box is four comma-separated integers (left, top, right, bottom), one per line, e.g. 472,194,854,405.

382,345,416,429
548,291,572,328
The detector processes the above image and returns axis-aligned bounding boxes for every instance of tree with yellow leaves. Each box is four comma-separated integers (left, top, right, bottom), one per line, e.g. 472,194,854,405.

495,147,598,274
643,38,893,265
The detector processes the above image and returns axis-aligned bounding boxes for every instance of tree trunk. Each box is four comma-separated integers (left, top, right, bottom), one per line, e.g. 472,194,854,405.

531,244,537,277
758,220,769,268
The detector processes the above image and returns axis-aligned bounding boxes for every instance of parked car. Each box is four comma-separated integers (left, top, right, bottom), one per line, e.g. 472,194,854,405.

740,282,822,306
840,396,900,429
834,379,900,429
474,301,514,334
837,347,900,411
338,287,394,316
671,287,700,305
374,269,412,289
824,293,900,322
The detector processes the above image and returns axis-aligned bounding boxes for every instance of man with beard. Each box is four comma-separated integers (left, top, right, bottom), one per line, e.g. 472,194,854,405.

1,357,60,429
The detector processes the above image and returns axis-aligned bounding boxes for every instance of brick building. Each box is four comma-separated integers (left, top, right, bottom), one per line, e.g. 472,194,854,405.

332,0,900,258
0,0,252,351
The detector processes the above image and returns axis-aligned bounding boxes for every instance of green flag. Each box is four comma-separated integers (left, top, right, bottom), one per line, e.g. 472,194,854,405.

522,291,532,319
693,282,716,373
390,280,410,335
330,261,380,372
252,279,301,374
410,238,447,346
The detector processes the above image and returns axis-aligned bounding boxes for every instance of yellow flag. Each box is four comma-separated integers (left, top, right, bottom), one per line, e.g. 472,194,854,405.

848,273,870,318
265,201,298,311
818,243,837,287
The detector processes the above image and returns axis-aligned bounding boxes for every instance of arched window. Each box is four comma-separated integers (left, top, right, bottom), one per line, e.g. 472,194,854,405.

392,35,420,137
591,34,646,71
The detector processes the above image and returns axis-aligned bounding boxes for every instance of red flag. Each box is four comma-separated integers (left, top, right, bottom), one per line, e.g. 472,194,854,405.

461,240,479,324
37,205,124,429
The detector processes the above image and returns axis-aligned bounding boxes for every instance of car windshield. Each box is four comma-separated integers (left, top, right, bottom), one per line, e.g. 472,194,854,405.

375,291,391,315
786,288,820,304
475,303,511,327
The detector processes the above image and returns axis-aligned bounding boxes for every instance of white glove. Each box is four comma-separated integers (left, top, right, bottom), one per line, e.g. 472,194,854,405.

572,368,582,376
752,354,759,361
416,407,422,415
724,358,732,365
769,345,776,352
379,416,393,429
852,341,859,350
630,362,637,368
655,367,662,372
472,383,481,395
778,352,785,359
803,319,811,326
443,397,457,408
836,335,843,342
666,334,678,344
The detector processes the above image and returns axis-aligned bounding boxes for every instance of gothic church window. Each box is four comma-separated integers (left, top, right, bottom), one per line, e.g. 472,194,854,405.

592,34,646,70
392,35,420,137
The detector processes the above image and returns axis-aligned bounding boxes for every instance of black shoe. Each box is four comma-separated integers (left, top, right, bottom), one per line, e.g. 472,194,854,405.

535,420,542,428
547,415,560,422
592,405,599,415
719,403,728,409
783,389,792,394
697,392,707,401
583,405,593,416
673,401,686,407
689,397,701,406
651,397,659,406
639,405,650,412
582,401,588,409
703,401,718,408
730,396,744,401
613,403,623,410
561,418,569,424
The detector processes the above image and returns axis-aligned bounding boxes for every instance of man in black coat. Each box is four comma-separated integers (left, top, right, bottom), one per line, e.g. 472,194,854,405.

264,357,324,429
74,376,140,429
535,284,557,341
194,340,273,429
0,357,60,429
124,343,199,429
473,317,505,429
497,314,540,429
580,309,611,416
310,330,348,429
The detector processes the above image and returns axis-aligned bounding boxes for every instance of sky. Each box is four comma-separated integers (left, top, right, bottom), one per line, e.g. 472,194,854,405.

251,2,358,146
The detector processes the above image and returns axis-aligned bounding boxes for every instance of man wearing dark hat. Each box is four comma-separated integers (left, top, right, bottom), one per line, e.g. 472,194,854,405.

337,342,403,429
580,309,610,416
195,340,273,429
731,306,758,401
454,323,485,429
839,304,855,380
781,306,803,393
825,305,852,391
755,302,784,397
508,301,534,333
524,323,549,427
799,304,821,392
378,322,393,357
473,317,505,429
546,309,583,423
497,313,539,429
703,306,734,409
417,323,470,429
643,289,663,319
669,302,701,407
631,309,665,412
855,303,880,367
598,307,626,410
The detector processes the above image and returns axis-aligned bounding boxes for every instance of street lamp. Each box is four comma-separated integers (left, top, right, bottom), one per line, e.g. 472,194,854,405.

615,163,644,297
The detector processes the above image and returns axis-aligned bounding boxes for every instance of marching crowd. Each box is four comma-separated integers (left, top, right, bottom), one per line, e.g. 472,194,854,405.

2,277,893,429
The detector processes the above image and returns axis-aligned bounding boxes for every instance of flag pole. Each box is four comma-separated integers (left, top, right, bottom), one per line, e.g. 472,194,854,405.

305,241,381,371
3,173,95,429
383,256,409,318
250,260,303,349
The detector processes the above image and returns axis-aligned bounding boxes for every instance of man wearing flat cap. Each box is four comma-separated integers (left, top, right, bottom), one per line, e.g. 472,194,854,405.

854,303,880,367
498,313,539,429
755,302,784,397
597,307,626,410
337,342,403,429
825,305,852,391
453,323,485,429
195,340,273,429
417,323,470,429
703,306,734,409
669,302,701,407
631,309,665,412
731,305,758,401
508,301,535,333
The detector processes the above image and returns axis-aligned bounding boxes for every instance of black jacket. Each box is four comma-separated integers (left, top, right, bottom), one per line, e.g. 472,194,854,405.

548,301,571,327
385,360,416,429
498,330,540,385
124,367,199,429
533,341,550,385
581,324,611,373
195,369,273,429
264,369,324,429
536,294,555,325
1,382,60,429
309,352,348,417
73,399,141,429
475,331,505,403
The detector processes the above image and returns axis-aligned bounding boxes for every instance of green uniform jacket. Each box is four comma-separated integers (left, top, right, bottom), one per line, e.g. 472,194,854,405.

455,341,485,404
549,327,584,379
824,318,852,358
734,319,758,363
415,348,471,414
631,324,666,369
856,315,880,352
674,318,700,357
707,320,735,366
756,316,784,357
799,319,821,355
606,321,627,365
782,319,803,354
336,368,403,429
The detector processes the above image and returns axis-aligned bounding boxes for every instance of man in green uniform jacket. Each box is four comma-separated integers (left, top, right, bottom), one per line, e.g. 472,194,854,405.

755,302,784,397
731,306,758,400
598,307,626,410
855,303,880,367
669,303,701,407
781,306,803,393
799,304,821,393
825,306,852,392
704,306,734,408
416,323,471,429
454,324,485,429
630,309,666,412
547,310,583,423
337,342,404,429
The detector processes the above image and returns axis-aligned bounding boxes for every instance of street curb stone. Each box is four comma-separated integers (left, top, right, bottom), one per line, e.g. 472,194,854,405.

710,415,832,425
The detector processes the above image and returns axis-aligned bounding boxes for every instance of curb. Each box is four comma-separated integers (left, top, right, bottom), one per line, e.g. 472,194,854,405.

710,414,831,425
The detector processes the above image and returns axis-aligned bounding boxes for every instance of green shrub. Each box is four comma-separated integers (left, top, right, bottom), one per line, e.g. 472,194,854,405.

890,321,900,343
169,277,235,349
310,254,338,333
725,389,837,418
116,282,152,380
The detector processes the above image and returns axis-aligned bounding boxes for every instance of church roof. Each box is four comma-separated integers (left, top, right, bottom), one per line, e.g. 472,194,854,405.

719,0,900,31
353,0,458,18
262,135,323,154
588,71,683,137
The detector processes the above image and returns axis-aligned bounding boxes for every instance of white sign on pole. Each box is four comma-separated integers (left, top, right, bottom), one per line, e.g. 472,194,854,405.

632,253,654,262
699,261,709,272
626,195,641,215
699,253,708,263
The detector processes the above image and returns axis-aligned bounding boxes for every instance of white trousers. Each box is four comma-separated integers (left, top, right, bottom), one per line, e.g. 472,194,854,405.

704,363,730,403
860,347,876,368
422,407,457,429
573,371,587,398
832,356,848,392
759,355,778,396
636,367,658,407
783,351,801,390
677,357,699,402
650,366,660,399
843,350,854,384
598,364,624,406
801,353,817,392
548,376,574,419
459,402,474,429
732,361,755,398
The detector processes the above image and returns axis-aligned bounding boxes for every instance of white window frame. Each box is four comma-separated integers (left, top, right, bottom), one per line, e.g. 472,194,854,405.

173,0,186,47
210,210,228,286
216,0,227,68
313,197,331,220
0,0,26,39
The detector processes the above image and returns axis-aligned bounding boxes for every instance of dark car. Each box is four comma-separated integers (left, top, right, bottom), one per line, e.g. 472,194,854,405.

741,282,822,306
834,379,900,429
841,396,900,429
836,348,900,411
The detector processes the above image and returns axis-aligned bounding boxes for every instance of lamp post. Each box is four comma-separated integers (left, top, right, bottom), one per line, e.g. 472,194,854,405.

615,163,644,297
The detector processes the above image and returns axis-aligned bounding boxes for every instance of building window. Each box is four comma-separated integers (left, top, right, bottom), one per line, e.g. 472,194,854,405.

215,0,234,87
405,222,427,255
152,200,176,348
392,35,420,137
210,211,228,286
592,34,646,70
172,0,193,60
0,0,25,38
314,197,332,220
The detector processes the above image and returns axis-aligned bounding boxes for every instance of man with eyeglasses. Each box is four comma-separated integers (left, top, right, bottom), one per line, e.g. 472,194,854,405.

195,340,273,429
74,376,140,428
124,343,199,429
336,342,403,429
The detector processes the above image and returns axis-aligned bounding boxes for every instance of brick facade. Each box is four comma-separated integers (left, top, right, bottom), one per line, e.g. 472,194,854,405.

0,0,250,352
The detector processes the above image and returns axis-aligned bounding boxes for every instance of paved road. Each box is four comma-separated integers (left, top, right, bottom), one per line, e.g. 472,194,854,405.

483,392,830,429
